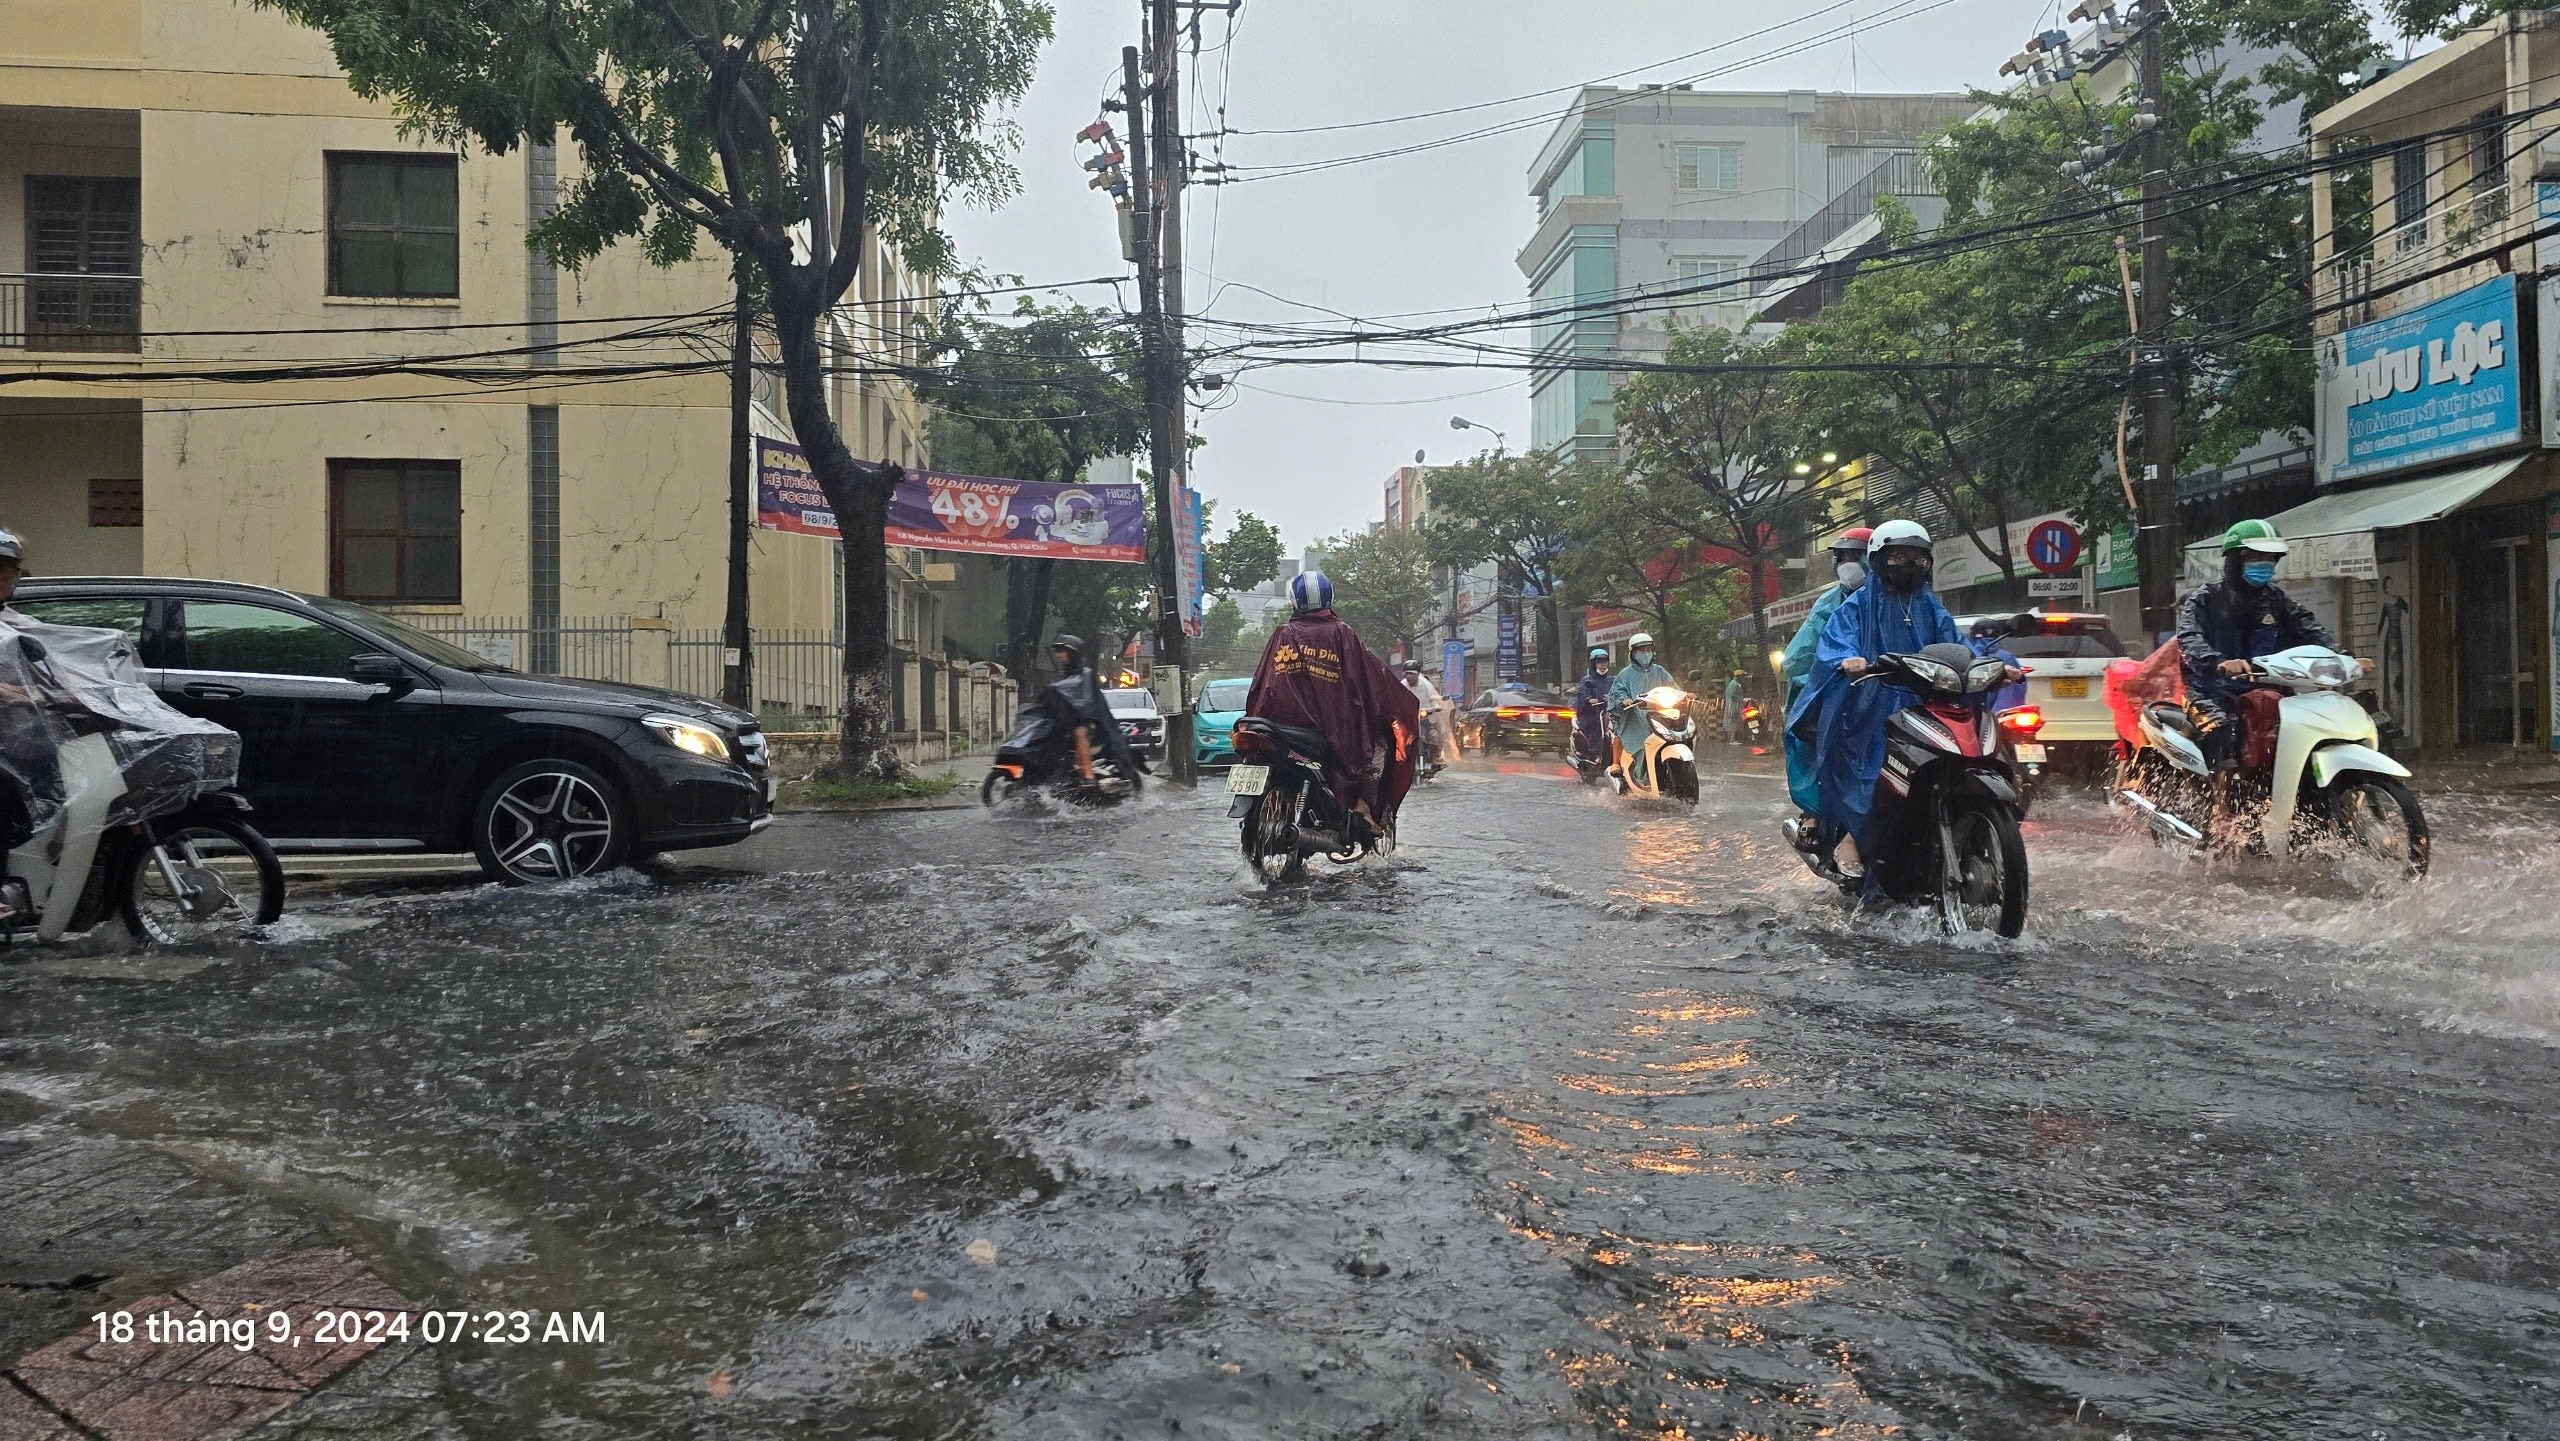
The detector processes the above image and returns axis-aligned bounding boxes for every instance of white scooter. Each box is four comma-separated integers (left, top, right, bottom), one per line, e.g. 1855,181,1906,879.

1610,686,1699,806
2111,645,2427,875
2,627,286,947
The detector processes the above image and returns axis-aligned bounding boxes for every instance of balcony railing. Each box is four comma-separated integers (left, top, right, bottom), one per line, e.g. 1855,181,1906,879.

0,273,142,352
1749,150,1927,286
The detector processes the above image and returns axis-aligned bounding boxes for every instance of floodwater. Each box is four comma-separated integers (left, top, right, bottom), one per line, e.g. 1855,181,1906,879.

2,758,2555,1438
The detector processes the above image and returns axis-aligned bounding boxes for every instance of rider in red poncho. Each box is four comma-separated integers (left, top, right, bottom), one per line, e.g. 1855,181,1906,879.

1245,570,1420,839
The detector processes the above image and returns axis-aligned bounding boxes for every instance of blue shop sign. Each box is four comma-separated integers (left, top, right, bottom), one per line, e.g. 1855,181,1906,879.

2314,274,2521,486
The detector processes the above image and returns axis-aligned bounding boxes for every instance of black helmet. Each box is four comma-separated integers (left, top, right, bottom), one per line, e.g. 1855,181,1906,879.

1052,634,1085,663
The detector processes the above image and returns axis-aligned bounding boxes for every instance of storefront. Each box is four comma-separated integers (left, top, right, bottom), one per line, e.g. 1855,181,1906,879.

2282,273,2557,758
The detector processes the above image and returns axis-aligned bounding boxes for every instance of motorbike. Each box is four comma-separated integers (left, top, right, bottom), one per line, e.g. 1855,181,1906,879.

1780,644,2031,938
1571,706,1612,786
1994,704,2046,817
2110,645,2426,876
983,673,1146,808
1415,710,1446,782
1740,698,1766,746
1,622,285,948
1610,685,1699,806
1227,717,1393,884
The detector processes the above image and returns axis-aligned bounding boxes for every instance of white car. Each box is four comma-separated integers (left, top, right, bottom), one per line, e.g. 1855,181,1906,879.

1105,688,1165,760
1960,611,2127,774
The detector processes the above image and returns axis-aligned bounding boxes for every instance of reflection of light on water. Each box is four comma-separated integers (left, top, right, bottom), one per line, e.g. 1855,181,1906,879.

1651,1049,1753,1074
1610,819,1708,906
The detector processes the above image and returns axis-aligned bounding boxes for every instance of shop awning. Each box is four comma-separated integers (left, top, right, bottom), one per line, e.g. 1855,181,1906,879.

2182,454,2527,582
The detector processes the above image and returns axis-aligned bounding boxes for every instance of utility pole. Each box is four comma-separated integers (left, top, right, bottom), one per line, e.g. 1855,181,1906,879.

2131,0,2180,640
1125,32,1197,786
723,259,753,709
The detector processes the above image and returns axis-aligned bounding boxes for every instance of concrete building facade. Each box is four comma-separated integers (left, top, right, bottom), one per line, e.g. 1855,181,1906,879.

1517,85,1976,457
0,0,980,735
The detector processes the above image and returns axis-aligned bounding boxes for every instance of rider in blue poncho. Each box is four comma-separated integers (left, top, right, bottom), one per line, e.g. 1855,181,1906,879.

1783,527,1872,825
1784,521,1959,886
1967,617,2028,715
1608,632,1676,787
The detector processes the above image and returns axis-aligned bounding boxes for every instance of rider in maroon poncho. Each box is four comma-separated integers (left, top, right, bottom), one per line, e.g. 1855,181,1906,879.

1244,570,1420,839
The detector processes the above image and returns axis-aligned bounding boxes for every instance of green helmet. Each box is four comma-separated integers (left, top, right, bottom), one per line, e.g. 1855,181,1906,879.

2221,519,2290,556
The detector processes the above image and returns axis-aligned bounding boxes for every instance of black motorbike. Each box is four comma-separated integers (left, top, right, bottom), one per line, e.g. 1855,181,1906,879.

1228,717,1390,884
983,672,1146,808
1782,643,2030,938
1570,708,1611,786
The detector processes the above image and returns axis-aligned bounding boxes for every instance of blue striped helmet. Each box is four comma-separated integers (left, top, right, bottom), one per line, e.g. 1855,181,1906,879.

1290,570,1333,613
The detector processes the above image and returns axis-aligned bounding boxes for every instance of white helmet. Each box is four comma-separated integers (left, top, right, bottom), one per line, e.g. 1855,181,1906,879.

1867,519,1932,556
1628,632,1655,649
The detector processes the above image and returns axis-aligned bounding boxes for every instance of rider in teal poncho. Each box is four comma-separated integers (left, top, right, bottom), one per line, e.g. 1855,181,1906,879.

1608,632,1677,787
1783,527,1872,822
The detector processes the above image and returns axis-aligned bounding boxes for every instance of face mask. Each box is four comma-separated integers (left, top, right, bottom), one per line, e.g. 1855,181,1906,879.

1881,559,1929,591
1835,559,1867,588
1633,651,1654,667
2242,561,2278,587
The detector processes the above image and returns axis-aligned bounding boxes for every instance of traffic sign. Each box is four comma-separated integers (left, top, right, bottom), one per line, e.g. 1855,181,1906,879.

2027,519,2083,576
2027,576,2087,598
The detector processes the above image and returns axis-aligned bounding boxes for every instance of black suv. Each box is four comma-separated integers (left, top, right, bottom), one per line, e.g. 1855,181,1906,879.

12,578,773,882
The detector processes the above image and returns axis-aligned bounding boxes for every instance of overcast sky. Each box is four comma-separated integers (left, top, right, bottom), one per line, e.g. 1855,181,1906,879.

943,0,2057,558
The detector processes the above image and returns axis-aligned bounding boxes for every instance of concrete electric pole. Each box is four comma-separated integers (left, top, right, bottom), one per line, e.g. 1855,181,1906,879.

1123,35,1197,785
2132,0,2181,640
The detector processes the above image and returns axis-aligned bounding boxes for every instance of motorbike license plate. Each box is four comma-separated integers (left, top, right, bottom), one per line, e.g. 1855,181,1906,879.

2014,742,2048,763
1226,765,1269,796
2049,677,2089,699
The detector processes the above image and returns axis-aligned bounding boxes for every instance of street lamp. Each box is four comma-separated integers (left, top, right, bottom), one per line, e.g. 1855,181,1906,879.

1450,415,1507,452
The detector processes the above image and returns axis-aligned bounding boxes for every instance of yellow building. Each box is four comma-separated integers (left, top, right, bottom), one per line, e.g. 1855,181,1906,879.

2303,11,2559,760
0,0,972,727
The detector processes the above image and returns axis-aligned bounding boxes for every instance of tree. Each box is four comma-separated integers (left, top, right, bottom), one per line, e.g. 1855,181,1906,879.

1317,525,1438,660
1418,448,1594,686
1205,512,1285,596
1191,595,1248,674
918,299,1145,678
1613,325,1812,676
259,0,1051,776
1557,465,1735,674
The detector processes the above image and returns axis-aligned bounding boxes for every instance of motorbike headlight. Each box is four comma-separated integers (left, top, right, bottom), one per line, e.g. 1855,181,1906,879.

1903,656,1959,692
2306,657,2350,688
644,714,730,761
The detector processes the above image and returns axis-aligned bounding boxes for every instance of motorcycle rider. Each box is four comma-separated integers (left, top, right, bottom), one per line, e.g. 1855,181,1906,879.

1401,660,1453,764
1034,633,1146,779
0,529,21,608
1606,632,1676,787
1783,527,1873,837
1789,521,1987,892
1967,617,2028,715
2175,519,2363,832
1245,571,1420,842
1574,646,1612,767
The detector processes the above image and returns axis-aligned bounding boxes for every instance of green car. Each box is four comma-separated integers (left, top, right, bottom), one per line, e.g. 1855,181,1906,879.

1193,676,1251,768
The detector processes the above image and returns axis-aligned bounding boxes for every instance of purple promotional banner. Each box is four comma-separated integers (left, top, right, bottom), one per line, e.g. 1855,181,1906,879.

886,469,1147,563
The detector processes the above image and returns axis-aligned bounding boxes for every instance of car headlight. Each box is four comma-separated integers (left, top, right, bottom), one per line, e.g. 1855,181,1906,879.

644,714,730,760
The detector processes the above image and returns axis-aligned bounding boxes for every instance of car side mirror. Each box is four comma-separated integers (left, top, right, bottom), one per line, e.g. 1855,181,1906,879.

351,653,411,691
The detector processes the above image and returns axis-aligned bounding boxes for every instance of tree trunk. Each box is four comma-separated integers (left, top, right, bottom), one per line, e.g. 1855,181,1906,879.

774,296,898,779
1004,557,1057,681
1746,552,1773,700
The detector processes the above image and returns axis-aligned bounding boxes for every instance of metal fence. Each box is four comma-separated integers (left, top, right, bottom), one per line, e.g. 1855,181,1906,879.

401,614,850,731
0,273,143,351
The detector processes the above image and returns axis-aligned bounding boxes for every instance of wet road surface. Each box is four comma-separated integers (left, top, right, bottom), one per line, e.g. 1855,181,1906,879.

3,758,2557,1438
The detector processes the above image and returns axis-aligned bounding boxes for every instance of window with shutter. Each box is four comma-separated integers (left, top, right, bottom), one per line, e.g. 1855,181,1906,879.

87,478,144,528
22,177,140,350
326,155,461,299
330,460,462,604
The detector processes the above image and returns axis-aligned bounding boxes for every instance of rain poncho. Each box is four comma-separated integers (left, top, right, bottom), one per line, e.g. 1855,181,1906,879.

1783,582,1853,815
0,612,240,844
996,666,1142,778
1968,633,2028,715
1246,609,1421,823
1607,657,1676,786
1573,665,1612,758
1785,581,1958,848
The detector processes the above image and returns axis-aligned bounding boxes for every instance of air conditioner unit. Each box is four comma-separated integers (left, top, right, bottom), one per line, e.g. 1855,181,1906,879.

2537,130,2560,180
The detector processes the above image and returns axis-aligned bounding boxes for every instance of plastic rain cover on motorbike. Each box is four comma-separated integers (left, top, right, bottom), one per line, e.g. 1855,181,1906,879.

0,613,241,835
2102,640,2186,747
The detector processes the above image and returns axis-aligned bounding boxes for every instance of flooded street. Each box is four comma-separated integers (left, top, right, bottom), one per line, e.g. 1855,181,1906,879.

4,763,2556,1438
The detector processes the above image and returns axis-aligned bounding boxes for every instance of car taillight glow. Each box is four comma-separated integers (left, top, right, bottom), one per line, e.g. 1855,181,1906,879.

1998,707,2046,735
1546,708,1575,722
1495,706,1528,718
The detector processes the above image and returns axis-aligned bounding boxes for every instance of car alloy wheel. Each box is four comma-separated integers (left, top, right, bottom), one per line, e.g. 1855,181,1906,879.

476,760,625,882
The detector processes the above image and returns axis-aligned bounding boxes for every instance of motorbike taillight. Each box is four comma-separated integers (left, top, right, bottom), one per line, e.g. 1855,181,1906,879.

1234,726,1273,756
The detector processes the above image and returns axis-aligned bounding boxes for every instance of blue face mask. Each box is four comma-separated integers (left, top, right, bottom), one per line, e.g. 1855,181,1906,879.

2242,561,2278,587
1633,650,1654,667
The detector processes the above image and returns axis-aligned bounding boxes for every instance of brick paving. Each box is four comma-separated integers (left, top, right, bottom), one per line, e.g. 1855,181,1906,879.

2,1251,412,1441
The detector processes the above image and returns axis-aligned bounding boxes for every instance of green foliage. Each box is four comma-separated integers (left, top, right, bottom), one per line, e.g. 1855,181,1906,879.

918,301,1146,485
1417,448,1596,602
1319,524,1439,657
1191,595,1249,674
1205,512,1285,595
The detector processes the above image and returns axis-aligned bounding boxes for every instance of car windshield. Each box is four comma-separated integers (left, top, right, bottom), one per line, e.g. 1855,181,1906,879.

303,596,506,670
1105,689,1155,711
1200,680,1250,712
1495,688,1568,707
2004,620,2124,660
